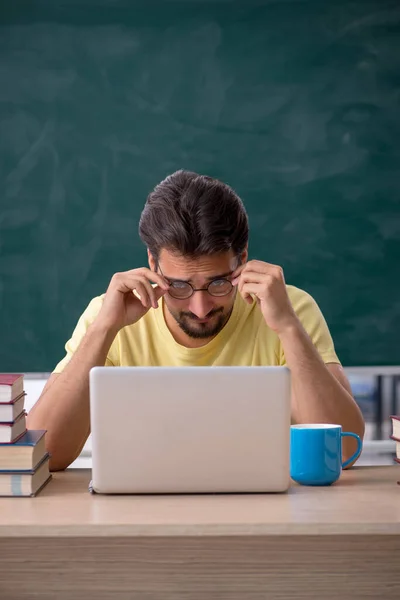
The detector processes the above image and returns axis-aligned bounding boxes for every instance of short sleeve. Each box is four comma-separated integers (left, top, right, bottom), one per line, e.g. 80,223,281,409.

53,295,116,373
279,286,340,366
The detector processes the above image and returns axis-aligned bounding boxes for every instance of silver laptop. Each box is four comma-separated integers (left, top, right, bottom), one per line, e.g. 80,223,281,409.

89,366,291,494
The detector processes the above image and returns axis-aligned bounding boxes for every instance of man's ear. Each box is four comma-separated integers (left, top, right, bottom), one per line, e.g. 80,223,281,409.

239,247,248,265
147,249,156,271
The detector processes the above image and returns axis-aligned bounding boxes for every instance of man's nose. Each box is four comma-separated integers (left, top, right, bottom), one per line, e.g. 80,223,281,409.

188,291,214,319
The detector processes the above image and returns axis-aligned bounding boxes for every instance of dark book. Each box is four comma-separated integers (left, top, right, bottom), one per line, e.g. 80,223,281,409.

0,454,51,497
0,430,47,471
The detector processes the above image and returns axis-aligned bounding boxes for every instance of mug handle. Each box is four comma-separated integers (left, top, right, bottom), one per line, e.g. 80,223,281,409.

341,432,363,469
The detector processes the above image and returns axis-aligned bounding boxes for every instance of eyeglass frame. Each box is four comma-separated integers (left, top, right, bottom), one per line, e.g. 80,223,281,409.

157,264,236,300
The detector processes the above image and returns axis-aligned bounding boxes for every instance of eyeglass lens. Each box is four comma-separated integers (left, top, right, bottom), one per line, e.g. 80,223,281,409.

168,279,233,299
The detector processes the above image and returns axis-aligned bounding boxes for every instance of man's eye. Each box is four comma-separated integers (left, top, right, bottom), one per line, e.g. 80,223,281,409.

171,281,190,289
211,279,226,287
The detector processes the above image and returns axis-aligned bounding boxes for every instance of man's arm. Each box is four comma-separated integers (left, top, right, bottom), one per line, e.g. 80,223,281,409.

27,322,117,471
27,268,168,471
279,322,365,467
232,260,365,467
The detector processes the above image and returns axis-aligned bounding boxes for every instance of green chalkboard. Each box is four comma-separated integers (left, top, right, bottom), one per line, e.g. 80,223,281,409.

1,0,399,370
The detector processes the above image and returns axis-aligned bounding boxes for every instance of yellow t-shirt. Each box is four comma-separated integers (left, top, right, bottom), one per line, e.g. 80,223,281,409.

53,286,340,372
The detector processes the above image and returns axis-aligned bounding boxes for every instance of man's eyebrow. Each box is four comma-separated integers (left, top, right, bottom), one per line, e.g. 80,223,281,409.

205,271,233,281
167,271,233,283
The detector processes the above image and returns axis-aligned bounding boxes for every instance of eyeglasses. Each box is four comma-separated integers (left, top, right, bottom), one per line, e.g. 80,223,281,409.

158,265,234,300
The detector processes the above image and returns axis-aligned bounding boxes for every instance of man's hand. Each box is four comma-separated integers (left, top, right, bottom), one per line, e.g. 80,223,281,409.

232,260,298,335
97,268,169,333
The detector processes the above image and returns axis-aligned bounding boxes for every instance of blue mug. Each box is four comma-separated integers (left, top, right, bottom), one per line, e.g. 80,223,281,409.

290,424,363,486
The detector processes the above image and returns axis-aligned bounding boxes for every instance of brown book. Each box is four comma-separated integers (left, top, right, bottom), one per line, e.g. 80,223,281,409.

0,412,27,444
0,430,47,471
0,392,25,422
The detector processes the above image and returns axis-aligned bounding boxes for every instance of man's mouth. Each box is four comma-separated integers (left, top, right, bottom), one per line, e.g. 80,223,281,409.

184,309,223,324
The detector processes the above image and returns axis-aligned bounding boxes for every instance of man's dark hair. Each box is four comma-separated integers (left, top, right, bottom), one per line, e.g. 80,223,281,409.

139,170,249,263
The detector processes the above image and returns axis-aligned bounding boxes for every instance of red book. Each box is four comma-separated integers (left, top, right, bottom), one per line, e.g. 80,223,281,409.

0,375,24,403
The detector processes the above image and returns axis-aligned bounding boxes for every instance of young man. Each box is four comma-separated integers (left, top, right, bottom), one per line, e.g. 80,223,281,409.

28,170,365,470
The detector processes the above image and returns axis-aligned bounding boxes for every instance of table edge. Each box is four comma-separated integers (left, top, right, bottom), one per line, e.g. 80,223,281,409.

1,522,399,537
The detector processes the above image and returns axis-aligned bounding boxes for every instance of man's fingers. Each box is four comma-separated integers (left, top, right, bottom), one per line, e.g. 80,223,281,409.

112,271,167,309
246,260,281,273
154,285,167,302
235,271,265,289
133,281,152,308
239,282,265,304
134,280,166,309
241,282,264,294
142,278,167,308
233,261,282,280
119,269,168,290
141,268,169,290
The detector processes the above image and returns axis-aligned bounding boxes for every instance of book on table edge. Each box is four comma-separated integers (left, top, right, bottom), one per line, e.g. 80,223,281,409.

0,454,52,497
0,375,24,403
0,429,48,471
0,392,26,421
0,411,27,444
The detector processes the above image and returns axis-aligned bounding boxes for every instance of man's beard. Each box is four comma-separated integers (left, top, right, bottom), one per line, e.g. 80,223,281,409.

168,305,233,339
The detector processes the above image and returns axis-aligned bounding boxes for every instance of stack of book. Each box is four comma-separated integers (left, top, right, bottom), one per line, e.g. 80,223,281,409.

0,374,51,497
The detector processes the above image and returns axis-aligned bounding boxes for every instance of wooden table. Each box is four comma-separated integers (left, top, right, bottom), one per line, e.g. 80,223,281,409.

0,466,399,600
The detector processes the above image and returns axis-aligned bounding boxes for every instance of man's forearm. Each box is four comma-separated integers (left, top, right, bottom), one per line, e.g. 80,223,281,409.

279,321,365,461
27,321,117,471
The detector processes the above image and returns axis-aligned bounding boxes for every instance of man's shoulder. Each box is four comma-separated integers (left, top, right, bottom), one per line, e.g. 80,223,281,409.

285,284,315,307
285,284,331,331
285,285,328,324
81,294,106,319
